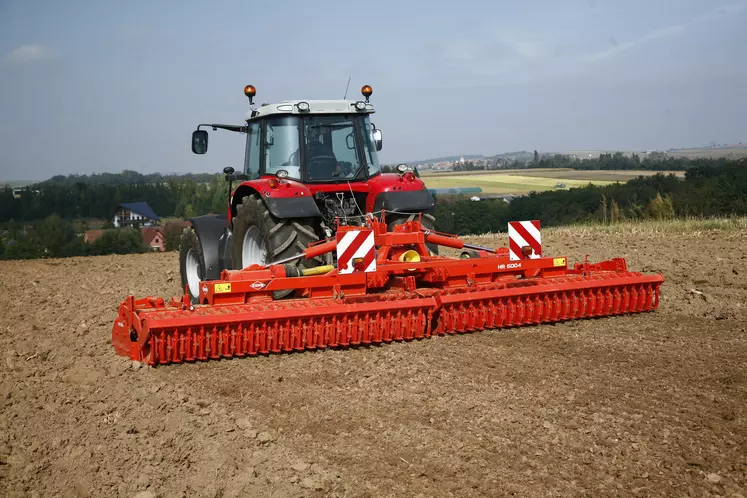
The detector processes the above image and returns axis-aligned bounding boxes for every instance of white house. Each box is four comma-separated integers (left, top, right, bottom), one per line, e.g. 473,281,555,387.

113,202,160,228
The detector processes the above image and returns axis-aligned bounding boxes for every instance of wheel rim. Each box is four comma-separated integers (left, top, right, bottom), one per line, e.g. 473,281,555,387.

185,248,201,297
242,225,267,268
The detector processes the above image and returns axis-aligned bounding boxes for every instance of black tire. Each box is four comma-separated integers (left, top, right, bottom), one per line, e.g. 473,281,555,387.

386,211,439,255
231,193,323,299
179,226,207,304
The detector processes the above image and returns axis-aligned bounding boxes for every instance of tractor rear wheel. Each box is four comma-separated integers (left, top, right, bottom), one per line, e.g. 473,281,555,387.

231,193,323,298
179,226,206,304
386,211,439,255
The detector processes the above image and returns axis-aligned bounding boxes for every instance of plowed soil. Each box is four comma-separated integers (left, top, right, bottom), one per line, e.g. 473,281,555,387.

1,228,746,497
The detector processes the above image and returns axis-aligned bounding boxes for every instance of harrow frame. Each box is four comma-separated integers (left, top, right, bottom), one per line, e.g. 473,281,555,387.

111,217,664,366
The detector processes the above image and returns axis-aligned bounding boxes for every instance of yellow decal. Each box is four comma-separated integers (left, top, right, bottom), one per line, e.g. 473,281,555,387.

214,283,232,293
553,257,566,267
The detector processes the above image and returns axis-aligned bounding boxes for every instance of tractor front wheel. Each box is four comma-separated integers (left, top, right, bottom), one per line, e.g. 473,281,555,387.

231,193,322,298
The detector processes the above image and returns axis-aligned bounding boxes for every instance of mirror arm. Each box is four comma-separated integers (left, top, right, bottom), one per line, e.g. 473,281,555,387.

197,123,248,133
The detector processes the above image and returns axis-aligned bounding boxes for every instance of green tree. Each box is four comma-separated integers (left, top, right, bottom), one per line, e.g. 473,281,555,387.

89,227,147,255
37,214,77,258
163,223,185,251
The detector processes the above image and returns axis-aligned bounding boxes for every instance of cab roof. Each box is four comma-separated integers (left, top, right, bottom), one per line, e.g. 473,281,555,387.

246,100,375,121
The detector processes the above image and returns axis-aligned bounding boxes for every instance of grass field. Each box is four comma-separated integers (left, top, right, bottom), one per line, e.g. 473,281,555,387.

421,169,685,194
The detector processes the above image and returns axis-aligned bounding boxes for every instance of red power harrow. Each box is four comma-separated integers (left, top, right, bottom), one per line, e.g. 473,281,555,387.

111,217,664,366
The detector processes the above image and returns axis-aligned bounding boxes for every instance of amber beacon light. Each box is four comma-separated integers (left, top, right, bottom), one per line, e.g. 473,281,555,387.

244,85,256,104
361,85,373,102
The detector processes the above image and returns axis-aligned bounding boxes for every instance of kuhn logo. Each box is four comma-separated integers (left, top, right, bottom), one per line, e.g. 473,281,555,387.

250,281,266,290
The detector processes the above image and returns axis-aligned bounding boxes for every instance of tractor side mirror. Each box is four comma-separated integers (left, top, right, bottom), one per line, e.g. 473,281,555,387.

192,129,208,154
372,129,382,151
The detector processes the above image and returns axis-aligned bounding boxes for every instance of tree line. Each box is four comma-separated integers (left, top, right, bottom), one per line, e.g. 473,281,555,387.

0,215,148,260
1,156,745,260
435,151,735,173
1,171,230,223
433,158,747,234
0,215,186,260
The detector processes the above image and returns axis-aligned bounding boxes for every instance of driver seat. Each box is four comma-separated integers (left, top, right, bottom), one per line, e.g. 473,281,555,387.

306,141,338,179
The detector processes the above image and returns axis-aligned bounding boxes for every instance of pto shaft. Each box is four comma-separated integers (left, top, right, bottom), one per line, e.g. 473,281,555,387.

423,231,497,253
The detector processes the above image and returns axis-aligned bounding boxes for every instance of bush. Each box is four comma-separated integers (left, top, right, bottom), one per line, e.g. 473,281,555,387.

88,227,148,256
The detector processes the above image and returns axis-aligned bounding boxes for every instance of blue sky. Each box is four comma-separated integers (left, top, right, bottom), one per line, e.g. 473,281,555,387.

1,0,746,181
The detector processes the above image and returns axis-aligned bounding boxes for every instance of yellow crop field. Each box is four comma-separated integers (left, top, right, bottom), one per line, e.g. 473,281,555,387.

423,174,614,194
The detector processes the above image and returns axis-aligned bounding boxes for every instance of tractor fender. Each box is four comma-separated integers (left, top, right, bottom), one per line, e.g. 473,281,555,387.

366,173,435,213
230,180,322,222
187,214,231,280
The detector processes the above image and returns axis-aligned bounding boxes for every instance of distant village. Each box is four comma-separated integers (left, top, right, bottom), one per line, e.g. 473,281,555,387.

82,202,187,253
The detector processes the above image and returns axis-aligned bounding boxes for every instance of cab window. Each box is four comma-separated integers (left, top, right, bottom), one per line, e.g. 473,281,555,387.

362,118,381,177
262,116,301,179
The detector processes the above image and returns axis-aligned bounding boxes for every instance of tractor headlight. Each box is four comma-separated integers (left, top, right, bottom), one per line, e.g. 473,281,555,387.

396,164,410,173
355,101,366,111
297,101,310,112
276,169,289,178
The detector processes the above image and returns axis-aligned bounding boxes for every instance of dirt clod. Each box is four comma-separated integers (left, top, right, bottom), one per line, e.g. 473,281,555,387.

300,477,323,490
235,418,252,431
706,473,722,484
257,432,273,444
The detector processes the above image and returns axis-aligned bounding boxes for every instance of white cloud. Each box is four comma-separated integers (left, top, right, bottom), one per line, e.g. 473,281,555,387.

582,2,747,63
4,44,58,64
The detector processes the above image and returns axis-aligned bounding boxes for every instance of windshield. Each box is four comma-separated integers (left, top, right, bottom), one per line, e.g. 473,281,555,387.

257,114,380,182
304,116,363,182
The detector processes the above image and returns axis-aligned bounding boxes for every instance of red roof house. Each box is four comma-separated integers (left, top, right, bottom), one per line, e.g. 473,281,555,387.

140,227,165,252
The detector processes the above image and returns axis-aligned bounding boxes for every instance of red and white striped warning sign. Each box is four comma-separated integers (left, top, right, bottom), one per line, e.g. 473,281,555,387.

336,229,376,274
508,220,542,261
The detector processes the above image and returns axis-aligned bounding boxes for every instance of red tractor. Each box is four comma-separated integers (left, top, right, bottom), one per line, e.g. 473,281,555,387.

180,84,437,302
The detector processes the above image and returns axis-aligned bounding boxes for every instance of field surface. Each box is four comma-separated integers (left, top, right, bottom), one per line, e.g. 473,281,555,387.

1,224,746,497
421,169,685,194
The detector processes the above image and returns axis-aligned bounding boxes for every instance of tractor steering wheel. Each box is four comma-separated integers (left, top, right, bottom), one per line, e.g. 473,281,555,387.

307,155,340,179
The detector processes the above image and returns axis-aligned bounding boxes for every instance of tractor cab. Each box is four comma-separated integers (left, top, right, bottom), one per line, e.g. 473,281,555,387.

192,85,383,186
